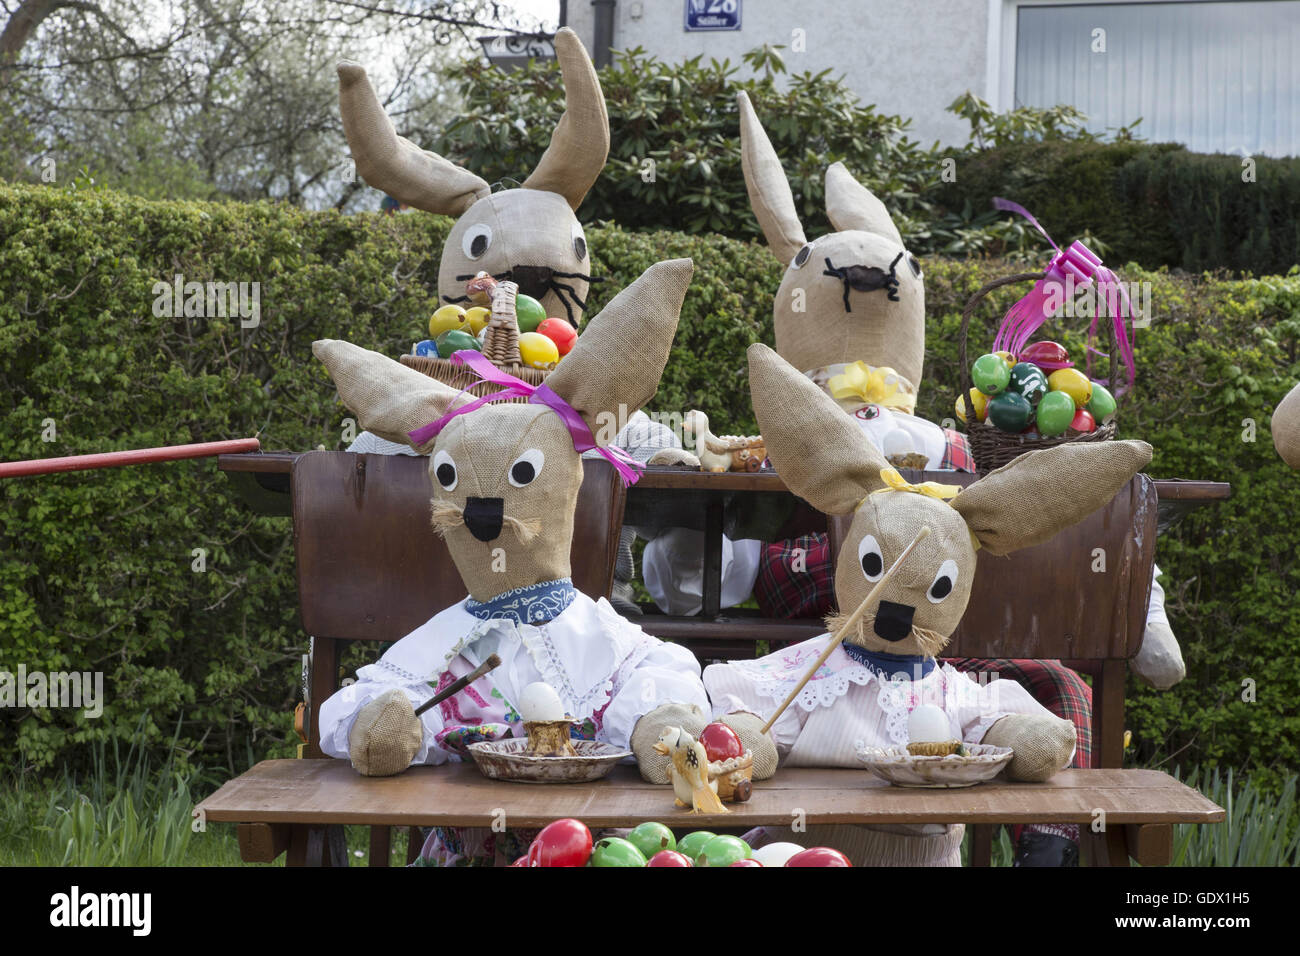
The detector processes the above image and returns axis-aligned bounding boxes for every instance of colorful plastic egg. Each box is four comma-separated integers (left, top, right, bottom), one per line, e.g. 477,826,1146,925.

646,850,692,867
515,293,546,333
413,339,438,358
1087,383,1117,423
1036,390,1077,437
785,847,852,867
518,331,560,368
1007,362,1049,405
429,304,468,338
994,350,1017,368
1019,341,1073,370
590,837,647,868
675,831,716,862
1048,368,1093,407
955,387,988,424
987,391,1033,432
435,329,482,358
626,822,675,860
464,306,491,335
696,835,752,867
536,317,578,356
751,842,806,867
699,722,744,762
972,353,1012,395
1069,408,1098,434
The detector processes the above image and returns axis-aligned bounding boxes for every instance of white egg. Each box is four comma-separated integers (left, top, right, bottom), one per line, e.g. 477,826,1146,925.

751,842,805,868
907,704,952,743
882,428,915,458
519,682,565,722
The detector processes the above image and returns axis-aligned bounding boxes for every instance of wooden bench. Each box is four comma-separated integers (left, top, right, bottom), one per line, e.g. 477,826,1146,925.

199,451,1224,866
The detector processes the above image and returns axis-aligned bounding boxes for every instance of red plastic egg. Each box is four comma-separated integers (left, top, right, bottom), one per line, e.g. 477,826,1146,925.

1069,408,1097,434
1019,341,1073,370
699,722,744,762
729,858,764,867
527,818,593,867
785,847,852,867
646,850,693,867
536,317,578,356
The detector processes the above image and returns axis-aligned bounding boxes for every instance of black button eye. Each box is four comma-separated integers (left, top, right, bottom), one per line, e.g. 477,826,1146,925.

927,560,959,604
508,449,544,488
858,534,884,581
470,234,488,257
792,244,813,268
462,224,493,261
432,450,458,491
862,552,883,578
573,235,587,260
907,253,921,277
929,576,952,600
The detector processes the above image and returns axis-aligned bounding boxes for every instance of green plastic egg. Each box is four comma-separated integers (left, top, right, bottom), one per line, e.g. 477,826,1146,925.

1087,383,1117,423
972,353,1012,395
626,822,675,860
986,391,1033,432
675,831,717,862
1007,362,1049,405
696,835,752,867
590,837,648,868
1036,390,1077,437
435,329,483,358
515,293,547,333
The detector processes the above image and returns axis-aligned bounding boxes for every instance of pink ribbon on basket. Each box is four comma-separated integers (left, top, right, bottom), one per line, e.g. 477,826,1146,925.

992,198,1136,396
406,350,645,486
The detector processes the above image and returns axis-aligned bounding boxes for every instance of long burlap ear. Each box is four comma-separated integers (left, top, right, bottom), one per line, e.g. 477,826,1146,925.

748,343,888,514
951,440,1153,556
338,62,491,216
824,162,904,246
1273,381,1300,468
520,27,609,210
737,91,807,265
312,340,469,452
545,259,693,439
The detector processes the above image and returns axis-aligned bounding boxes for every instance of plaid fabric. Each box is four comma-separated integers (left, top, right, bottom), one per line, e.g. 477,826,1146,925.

944,657,1093,769
753,534,836,619
940,428,975,473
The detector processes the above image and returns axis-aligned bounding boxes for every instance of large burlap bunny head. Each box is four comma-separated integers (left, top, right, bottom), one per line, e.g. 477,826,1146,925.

315,259,693,602
749,344,1153,656
340,28,608,326
738,92,925,389
1275,382,1300,468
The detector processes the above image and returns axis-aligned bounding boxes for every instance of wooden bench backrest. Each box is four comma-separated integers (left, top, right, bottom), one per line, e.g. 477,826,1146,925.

828,473,1158,661
291,451,626,755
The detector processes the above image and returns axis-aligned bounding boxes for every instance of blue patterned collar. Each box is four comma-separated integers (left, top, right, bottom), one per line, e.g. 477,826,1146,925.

841,642,935,680
463,578,577,626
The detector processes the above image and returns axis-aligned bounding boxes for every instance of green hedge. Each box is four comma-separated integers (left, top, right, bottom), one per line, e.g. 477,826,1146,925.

2,183,1299,787
938,140,1300,275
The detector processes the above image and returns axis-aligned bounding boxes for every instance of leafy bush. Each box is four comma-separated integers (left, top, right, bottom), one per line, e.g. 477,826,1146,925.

1,183,1298,789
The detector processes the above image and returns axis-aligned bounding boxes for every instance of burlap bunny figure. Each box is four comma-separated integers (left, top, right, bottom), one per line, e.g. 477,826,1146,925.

340,27,608,326
702,345,1153,866
1275,382,1300,468
312,260,713,780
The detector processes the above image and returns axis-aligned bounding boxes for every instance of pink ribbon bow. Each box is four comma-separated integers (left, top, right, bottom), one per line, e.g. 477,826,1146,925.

406,351,644,486
992,198,1136,396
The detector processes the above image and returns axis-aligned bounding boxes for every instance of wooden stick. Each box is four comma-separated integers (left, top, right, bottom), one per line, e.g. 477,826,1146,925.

760,526,931,736
414,653,502,717
0,438,262,479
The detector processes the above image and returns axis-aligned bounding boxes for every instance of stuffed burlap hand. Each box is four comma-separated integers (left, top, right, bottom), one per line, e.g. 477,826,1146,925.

630,702,707,783
348,689,424,777
982,714,1075,782
718,712,779,780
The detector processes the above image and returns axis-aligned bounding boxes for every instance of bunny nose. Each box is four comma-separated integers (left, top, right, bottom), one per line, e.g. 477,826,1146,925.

463,497,504,542
511,265,553,300
873,600,915,642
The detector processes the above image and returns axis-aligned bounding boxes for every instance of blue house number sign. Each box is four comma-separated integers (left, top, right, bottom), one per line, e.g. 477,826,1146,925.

685,0,741,32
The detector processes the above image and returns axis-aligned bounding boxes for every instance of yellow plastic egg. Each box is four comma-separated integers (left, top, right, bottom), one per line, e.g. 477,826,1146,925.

994,350,1017,368
429,304,468,338
464,306,491,335
518,331,560,369
1048,368,1093,407
955,387,988,423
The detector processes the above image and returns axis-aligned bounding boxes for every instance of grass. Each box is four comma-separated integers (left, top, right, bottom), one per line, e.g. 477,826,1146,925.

1,744,1294,865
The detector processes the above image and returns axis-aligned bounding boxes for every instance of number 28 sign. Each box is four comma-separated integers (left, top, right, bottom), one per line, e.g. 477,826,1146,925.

685,0,741,31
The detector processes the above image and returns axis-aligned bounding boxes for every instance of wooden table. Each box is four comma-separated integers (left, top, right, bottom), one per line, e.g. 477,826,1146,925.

196,759,1224,867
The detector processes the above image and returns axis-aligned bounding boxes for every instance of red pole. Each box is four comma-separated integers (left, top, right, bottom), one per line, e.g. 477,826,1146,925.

0,438,262,479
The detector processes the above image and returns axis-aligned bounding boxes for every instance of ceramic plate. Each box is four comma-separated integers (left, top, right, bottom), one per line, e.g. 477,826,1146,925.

856,744,1014,788
467,738,631,783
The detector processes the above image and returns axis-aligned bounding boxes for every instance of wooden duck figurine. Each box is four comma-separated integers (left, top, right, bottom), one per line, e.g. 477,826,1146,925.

683,410,735,473
653,726,729,814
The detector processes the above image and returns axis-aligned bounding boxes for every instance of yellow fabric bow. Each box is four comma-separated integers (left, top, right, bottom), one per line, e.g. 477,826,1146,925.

827,363,916,414
874,467,963,501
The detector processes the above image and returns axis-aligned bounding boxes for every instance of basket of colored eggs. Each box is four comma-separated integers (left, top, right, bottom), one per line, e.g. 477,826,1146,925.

400,273,578,399
957,272,1122,472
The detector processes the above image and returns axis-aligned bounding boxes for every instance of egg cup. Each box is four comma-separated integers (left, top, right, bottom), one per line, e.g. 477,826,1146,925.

906,740,964,757
523,719,578,758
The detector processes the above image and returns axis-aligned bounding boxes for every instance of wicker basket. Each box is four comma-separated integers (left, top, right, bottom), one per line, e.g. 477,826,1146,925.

959,272,1119,473
399,280,551,401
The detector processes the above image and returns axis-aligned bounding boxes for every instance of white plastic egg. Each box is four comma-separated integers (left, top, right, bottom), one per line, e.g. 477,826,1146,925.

906,704,952,744
751,842,805,868
519,682,566,722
